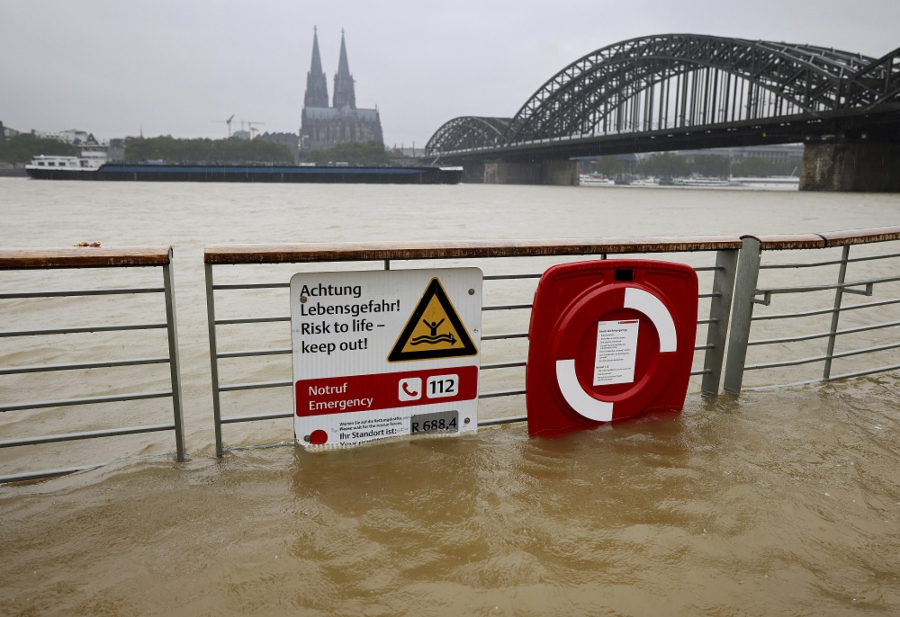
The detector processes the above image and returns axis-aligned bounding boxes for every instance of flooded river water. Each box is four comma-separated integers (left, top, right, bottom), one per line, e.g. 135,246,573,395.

1,178,900,615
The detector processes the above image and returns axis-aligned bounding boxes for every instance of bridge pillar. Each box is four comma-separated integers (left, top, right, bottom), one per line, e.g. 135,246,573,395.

801,139,900,192
482,161,579,186
459,160,486,184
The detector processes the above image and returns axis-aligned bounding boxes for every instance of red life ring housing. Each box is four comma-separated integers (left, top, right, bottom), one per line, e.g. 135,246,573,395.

526,259,698,437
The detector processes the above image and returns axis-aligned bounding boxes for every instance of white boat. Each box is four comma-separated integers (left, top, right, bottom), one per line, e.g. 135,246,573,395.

579,173,615,186
676,177,731,187
729,176,800,188
25,151,108,175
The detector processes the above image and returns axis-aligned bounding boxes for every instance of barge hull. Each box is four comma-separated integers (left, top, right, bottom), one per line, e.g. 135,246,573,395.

26,164,463,185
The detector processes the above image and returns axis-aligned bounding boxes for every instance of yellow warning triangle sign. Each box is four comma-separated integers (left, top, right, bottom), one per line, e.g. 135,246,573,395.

388,278,478,362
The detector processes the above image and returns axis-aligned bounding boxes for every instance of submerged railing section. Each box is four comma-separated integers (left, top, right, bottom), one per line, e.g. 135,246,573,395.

724,227,900,391
0,247,186,483
204,237,741,456
2,227,898,479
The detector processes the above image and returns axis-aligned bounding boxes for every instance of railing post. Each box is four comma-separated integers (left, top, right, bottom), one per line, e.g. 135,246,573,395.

701,248,738,394
205,262,225,457
162,249,186,462
723,236,762,393
823,245,850,380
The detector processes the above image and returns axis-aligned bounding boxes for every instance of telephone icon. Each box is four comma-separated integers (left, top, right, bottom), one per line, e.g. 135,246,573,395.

398,377,422,401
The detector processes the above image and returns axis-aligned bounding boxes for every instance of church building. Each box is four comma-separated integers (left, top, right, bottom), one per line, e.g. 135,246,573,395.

301,30,383,151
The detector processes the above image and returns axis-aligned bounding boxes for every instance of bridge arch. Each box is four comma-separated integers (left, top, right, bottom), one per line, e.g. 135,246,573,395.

425,34,894,155
424,116,511,155
505,35,874,145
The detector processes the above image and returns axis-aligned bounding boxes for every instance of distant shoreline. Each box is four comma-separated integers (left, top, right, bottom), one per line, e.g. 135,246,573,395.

0,169,27,178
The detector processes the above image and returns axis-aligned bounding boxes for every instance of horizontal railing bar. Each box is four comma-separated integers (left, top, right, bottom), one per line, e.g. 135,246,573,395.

690,369,713,376
0,322,168,337
742,378,824,391
697,318,717,325
204,236,744,264
748,319,900,346
487,297,715,309
0,246,172,269
0,464,104,485
753,297,900,321
484,303,533,311
0,390,173,412
212,282,291,290
761,251,900,270
694,344,714,350
0,423,175,448
478,415,527,427
221,411,294,424
215,315,290,325
483,273,543,281
757,275,900,296
221,440,294,454
761,260,843,270
479,388,526,399
482,361,527,370
753,307,837,321
747,341,900,371
0,356,170,375
840,251,900,263
218,379,292,392
0,286,165,299
830,297,900,311
217,347,291,359
693,266,725,272
746,356,826,371
427,265,723,282
830,363,900,381
830,341,900,360
482,332,528,341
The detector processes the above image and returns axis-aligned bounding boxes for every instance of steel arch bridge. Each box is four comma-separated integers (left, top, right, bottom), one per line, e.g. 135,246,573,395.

425,34,900,158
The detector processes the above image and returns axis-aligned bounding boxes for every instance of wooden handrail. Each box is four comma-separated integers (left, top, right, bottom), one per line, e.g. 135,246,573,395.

751,226,900,250
819,226,900,247
0,246,172,269
750,234,826,250
204,236,744,265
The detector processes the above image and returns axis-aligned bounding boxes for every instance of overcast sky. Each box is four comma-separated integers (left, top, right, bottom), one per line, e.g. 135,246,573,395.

3,1,898,148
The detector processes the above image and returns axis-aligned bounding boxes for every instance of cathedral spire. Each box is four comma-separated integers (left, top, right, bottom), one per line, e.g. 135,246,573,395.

332,29,356,109
304,27,329,108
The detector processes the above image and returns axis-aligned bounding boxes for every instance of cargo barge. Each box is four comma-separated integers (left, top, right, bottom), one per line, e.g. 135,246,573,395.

25,155,463,184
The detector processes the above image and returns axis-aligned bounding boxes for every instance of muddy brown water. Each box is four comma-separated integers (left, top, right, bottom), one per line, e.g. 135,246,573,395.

1,178,899,615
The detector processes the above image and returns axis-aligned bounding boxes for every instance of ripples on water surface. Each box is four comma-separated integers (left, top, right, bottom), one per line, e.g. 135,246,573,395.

1,178,900,615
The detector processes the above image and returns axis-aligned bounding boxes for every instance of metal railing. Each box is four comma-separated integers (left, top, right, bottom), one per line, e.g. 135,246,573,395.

724,226,900,392
2,228,896,477
0,247,186,483
204,237,741,456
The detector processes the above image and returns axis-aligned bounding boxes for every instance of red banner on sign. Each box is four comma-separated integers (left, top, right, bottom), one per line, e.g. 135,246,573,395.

295,365,479,417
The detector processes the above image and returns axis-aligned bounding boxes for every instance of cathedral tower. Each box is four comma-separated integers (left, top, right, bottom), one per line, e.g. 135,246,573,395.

332,30,356,109
304,28,329,108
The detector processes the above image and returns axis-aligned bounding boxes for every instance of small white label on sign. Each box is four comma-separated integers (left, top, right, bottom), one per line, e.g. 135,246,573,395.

426,374,458,399
593,319,639,386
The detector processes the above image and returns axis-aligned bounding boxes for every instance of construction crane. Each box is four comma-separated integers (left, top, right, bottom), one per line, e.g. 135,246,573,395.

211,114,235,137
240,120,265,139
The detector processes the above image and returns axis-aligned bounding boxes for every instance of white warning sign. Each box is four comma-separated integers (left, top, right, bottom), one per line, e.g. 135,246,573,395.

593,319,639,386
291,268,482,448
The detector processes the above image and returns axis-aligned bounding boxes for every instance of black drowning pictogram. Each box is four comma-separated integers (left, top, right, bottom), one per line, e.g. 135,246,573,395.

388,278,477,362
